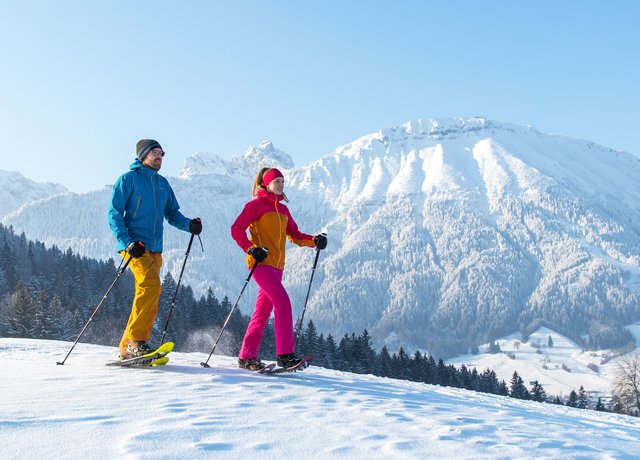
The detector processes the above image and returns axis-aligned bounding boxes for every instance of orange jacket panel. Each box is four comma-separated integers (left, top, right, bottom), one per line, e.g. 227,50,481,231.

231,189,315,269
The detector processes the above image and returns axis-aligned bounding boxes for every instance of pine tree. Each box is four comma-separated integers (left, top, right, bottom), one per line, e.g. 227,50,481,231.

498,380,510,396
436,358,449,386
48,294,66,340
0,242,17,290
566,390,578,407
393,347,409,380
314,333,326,367
355,329,376,374
336,334,352,371
295,321,308,355
158,273,179,342
302,320,320,357
530,380,547,402
425,355,437,385
509,371,530,400
0,267,9,296
32,291,51,338
479,369,500,394
224,295,246,356
576,386,589,409
408,350,425,383
193,292,209,331
176,284,197,346
323,334,337,369
469,367,480,392
0,293,8,336
204,288,222,326
595,397,606,412
449,363,463,388
459,364,471,389
1,284,35,337
377,345,392,378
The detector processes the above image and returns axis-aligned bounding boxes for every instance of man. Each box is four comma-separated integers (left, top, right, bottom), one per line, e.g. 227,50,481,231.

108,139,203,358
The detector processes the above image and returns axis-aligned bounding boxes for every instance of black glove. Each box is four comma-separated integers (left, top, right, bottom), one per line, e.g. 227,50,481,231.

189,217,203,235
126,241,146,258
248,247,269,263
314,233,327,250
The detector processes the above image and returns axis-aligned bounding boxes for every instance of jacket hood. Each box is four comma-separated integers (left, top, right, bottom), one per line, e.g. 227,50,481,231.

256,188,284,203
129,159,157,175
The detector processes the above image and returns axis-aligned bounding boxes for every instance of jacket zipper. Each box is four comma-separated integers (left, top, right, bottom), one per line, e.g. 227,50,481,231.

133,196,141,219
150,175,158,249
275,197,283,267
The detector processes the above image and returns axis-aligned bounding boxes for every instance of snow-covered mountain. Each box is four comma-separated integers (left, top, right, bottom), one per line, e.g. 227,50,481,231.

179,140,294,179
3,118,640,357
0,169,67,219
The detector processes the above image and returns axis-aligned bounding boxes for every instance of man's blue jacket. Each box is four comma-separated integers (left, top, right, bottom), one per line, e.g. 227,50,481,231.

108,160,190,253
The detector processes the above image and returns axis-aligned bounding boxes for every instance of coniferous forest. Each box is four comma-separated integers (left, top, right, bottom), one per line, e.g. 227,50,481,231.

0,224,634,415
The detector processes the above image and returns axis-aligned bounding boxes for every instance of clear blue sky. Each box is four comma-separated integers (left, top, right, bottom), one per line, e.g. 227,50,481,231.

1,1,638,192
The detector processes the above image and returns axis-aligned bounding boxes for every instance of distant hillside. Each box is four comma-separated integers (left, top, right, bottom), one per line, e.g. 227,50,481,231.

0,169,66,218
448,325,640,397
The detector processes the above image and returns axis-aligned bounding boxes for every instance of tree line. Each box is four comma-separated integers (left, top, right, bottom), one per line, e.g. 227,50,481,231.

0,223,637,416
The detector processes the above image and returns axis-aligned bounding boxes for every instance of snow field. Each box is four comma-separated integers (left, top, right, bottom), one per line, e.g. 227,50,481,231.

2,338,640,460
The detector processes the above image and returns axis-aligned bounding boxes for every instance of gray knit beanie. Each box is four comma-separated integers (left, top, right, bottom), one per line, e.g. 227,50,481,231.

136,139,162,161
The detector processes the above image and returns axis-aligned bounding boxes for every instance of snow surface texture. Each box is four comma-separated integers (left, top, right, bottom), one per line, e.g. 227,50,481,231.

2,338,640,460
2,118,640,354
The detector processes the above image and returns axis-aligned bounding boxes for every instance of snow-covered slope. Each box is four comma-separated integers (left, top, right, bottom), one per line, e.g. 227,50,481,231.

0,169,67,219
3,118,640,356
3,338,640,460
448,324,640,397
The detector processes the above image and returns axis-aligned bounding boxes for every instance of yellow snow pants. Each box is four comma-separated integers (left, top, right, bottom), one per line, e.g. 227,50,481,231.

118,251,163,353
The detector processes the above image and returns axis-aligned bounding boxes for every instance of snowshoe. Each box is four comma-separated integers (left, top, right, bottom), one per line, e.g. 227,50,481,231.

238,357,267,371
119,340,154,359
276,353,303,369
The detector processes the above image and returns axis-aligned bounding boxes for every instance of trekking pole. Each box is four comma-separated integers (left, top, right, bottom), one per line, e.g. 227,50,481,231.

294,247,322,353
201,262,259,368
159,233,196,345
57,254,133,365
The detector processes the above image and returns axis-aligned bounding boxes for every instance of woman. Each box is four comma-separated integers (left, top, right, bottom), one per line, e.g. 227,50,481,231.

231,167,327,370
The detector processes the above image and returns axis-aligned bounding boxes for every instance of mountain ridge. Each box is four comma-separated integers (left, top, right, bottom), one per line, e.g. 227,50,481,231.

0,169,67,219
3,117,639,356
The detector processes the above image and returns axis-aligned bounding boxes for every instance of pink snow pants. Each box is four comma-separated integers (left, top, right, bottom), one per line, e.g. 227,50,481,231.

239,264,294,359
